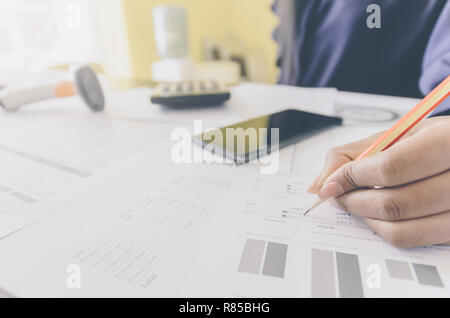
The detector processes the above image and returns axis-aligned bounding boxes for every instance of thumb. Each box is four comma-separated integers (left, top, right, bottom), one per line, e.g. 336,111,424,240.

318,153,386,199
318,160,364,199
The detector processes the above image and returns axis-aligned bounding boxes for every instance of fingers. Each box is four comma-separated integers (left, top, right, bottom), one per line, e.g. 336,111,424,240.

335,170,450,221
319,123,450,199
307,132,384,193
364,211,450,248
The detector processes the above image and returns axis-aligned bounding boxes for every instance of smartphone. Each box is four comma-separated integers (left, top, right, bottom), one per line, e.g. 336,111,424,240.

194,109,342,163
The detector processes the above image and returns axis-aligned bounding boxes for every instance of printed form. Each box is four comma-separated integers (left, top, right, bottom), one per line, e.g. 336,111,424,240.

0,109,179,237
184,128,450,298
0,151,241,297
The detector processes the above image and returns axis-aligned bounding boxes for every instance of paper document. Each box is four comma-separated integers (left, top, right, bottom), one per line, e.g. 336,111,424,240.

0,151,242,297
231,83,338,117
0,107,178,237
184,127,450,298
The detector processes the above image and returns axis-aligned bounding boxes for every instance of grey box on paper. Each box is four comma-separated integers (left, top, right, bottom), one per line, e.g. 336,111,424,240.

412,264,444,287
238,239,266,274
262,242,288,278
311,249,336,298
336,252,364,298
385,259,414,281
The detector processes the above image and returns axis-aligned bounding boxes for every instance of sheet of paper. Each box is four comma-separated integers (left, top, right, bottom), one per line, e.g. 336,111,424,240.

231,82,338,117
183,127,450,298
0,149,248,297
0,100,180,237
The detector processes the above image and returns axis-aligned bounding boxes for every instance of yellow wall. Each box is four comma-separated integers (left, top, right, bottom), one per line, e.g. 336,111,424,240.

121,0,279,84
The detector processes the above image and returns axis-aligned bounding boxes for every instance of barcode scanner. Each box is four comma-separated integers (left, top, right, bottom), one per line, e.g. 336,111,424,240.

0,66,105,112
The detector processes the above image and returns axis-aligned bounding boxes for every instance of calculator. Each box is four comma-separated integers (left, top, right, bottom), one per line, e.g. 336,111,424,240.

150,80,231,107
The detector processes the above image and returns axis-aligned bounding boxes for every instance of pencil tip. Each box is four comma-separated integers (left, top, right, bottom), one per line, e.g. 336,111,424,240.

304,198,325,216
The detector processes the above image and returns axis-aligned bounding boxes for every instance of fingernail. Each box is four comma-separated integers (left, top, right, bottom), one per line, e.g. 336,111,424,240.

319,182,344,199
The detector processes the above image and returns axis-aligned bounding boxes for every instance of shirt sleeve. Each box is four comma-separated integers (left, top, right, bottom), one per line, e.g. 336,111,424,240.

419,2,450,115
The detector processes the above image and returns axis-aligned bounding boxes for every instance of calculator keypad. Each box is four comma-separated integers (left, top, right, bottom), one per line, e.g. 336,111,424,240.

151,80,231,107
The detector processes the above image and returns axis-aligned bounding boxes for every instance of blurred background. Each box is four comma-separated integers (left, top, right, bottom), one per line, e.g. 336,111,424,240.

0,0,279,88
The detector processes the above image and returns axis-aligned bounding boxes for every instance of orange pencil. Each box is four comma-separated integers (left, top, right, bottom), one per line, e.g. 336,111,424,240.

305,75,450,215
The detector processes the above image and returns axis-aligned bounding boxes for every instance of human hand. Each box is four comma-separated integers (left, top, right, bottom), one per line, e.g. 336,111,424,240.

308,117,450,248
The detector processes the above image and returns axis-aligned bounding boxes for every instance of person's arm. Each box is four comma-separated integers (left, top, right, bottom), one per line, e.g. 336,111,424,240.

308,117,450,248
420,2,450,115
